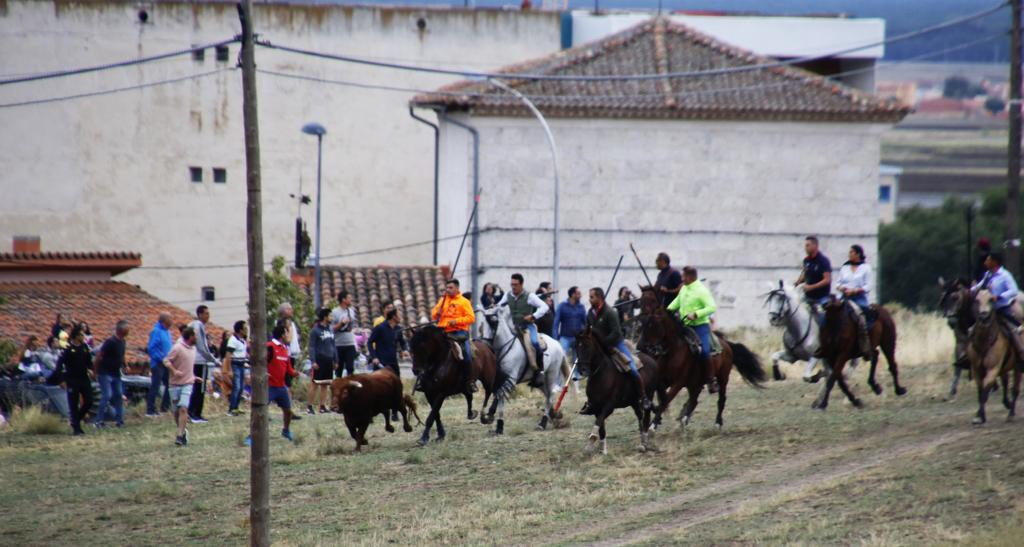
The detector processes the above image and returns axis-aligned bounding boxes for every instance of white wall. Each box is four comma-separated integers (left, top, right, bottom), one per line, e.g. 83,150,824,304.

0,1,561,323
437,116,888,326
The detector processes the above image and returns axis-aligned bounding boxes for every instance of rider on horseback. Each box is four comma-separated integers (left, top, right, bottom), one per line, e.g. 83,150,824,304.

496,273,549,386
431,279,477,393
972,252,1024,370
587,287,652,410
795,236,832,324
667,266,720,394
837,244,874,360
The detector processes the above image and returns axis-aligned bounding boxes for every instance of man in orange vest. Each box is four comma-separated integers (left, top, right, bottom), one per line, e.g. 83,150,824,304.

432,278,477,393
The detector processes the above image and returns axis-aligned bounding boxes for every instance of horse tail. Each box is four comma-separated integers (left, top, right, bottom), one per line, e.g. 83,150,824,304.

402,394,423,425
728,341,768,388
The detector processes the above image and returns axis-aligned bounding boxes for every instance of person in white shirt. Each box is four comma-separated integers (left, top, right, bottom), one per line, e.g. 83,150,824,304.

496,273,550,378
224,321,249,416
836,244,874,358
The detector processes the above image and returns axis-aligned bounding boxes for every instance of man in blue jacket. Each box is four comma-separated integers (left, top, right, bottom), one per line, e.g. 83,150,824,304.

145,313,173,417
553,286,586,391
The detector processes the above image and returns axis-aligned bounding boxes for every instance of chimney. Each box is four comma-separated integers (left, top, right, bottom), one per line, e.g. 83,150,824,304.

13,236,41,254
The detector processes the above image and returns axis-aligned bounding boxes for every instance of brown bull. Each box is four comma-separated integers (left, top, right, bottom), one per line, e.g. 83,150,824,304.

331,369,421,451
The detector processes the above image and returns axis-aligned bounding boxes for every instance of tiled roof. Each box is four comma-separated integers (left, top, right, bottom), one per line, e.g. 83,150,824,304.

412,17,909,123
301,265,449,330
0,251,142,275
0,281,223,367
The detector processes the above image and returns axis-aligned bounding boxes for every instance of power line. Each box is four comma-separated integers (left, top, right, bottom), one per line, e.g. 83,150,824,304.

0,37,239,86
254,2,1007,83
0,68,233,109
256,33,1006,103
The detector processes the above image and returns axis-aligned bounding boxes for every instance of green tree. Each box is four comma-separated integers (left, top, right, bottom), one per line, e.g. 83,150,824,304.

264,256,314,352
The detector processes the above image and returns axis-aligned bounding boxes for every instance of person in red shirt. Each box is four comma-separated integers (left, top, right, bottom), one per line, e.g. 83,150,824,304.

247,324,299,445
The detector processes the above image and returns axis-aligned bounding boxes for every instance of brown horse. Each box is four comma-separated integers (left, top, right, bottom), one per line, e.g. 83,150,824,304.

574,327,661,454
814,296,906,410
409,325,497,446
967,290,1022,424
637,287,766,429
938,277,976,398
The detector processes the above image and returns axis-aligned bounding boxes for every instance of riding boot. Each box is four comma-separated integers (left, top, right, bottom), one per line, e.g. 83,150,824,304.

702,357,719,394
464,359,478,393
854,309,873,359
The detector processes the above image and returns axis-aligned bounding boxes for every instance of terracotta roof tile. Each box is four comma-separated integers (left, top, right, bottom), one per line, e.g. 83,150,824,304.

0,281,223,367
411,17,909,123
0,252,142,276
301,265,448,330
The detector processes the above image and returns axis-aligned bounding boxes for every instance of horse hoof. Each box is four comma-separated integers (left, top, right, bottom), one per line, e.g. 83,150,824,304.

535,423,547,431
895,386,908,397
480,415,492,425
772,366,785,381
468,410,479,421
852,399,864,409
403,425,413,433
803,374,822,384
812,401,827,411
972,416,985,426
385,425,396,433
489,429,503,436
434,436,445,444
1007,414,1015,422
416,438,429,447
869,383,883,396
637,444,647,453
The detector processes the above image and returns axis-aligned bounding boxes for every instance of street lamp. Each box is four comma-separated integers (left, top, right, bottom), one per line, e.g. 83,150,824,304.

488,78,561,292
302,121,327,310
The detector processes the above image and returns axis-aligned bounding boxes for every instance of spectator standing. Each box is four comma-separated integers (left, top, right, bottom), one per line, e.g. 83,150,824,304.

188,305,220,424
278,303,303,385
615,287,638,324
372,301,396,328
553,286,587,393
330,290,359,377
165,327,197,446
54,325,93,435
246,324,299,445
368,309,408,378
306,309,337,415
145,313,173,417
225,320,249,416
654,252,683,308
92,321,129,428
535,288,556,338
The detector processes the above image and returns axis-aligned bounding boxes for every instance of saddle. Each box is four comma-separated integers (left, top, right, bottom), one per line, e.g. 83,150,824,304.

611,340,643,374
680,326,722,357
844,301,878,330
516,327,548,352
446,333,474,362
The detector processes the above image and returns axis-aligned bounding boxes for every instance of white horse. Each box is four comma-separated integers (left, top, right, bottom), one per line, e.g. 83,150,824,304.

765,282,860,384
476,305,570,434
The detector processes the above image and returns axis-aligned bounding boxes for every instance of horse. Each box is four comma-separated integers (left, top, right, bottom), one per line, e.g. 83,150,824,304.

574,327,658,454
813,295,906,410
409,325,497,446
637,287,767,429
476,304,570,434
938,277,976,398
967,289,1022,425
763,281,824,382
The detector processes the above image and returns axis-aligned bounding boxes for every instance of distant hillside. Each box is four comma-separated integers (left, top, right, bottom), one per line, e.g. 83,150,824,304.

350,0,1009,62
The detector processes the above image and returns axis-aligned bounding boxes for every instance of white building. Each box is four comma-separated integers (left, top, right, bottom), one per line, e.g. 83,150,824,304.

413,17,907,326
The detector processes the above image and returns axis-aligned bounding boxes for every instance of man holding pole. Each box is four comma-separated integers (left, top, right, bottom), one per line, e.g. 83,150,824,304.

497,273,549,386
587,287,651,410
432,279,477,393
667,266,719,394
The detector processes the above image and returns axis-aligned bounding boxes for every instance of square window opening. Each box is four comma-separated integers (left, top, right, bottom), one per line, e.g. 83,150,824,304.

213,168,227,184
192,47,205,62
189,166,203,183
879,185,892,204
215,45,230,62
201,286,216,302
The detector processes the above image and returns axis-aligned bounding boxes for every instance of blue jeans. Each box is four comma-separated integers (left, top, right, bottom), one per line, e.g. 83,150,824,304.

692,323,712,361
525,323,542,357
25,384,69,419
146,363,170,414
806,296,829,326
614,340,640,380
849,294,869,309
94,373,124,426
451,330,472,364
559,336,579,380
230,363,247,411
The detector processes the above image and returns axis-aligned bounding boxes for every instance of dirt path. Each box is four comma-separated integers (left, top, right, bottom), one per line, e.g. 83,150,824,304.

563,419,977,546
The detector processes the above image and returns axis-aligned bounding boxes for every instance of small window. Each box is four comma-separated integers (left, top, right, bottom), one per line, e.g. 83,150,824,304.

215,45,230,62
189,166,203,183
201,286,216,302
192,47,205,62
879,185,892,204
213,168,227,184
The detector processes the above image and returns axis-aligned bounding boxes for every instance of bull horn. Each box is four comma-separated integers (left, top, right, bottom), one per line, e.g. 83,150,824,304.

937,276,946,287
349,381,364,389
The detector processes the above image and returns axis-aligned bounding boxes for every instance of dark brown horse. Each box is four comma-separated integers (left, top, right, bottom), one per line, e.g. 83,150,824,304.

409,325,497,446
574,327,661,454
814,296,906,410
637,287,766,429
938,277,976,397
967,289,1022,424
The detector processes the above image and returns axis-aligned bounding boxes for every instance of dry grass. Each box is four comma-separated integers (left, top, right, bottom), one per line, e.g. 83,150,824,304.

8,406,65,435
0,311,1018,545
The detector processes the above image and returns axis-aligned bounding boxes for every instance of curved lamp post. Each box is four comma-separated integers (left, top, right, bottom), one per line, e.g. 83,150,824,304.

301,122,327,310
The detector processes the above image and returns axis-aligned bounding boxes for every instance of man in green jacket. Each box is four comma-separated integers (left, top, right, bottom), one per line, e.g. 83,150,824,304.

587,287,652,410
667,266,719,394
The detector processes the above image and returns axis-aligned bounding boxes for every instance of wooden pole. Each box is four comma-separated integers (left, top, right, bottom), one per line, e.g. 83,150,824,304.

1008,0,1022,276
236,2,270,545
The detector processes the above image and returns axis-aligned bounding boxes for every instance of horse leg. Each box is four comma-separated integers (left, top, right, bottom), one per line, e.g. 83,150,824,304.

632,404,649,452
435,408,446,443
384,410,395,433
657,382,685,430
812,363,838,410
678,386,701,426
464,391,478,421
882,333,907,396
949,365,963,399
867,351,882,395
417,395,441,446
1002,372,1012,410
715,380,728,430
804,357,822,383
835,363,863,409
492,396,506,436
399,403,413,433
770,351,787,381
974,370,989,425
1009,370,1022,421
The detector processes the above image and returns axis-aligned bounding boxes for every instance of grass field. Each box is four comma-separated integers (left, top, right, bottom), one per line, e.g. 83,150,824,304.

2,313,1024,546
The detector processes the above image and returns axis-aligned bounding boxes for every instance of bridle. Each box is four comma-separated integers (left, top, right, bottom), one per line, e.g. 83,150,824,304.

482,306,527,364
765,289,814,352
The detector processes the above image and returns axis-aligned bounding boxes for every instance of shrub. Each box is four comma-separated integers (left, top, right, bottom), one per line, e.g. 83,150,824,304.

10,406,65,435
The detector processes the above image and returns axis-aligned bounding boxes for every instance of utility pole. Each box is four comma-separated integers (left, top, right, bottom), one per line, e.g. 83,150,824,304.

1008,0,1022,276
236,1,270,545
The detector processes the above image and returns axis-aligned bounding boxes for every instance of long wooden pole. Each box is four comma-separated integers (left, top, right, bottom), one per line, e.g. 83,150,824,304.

1008,0,1022,276
237,2,269,545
